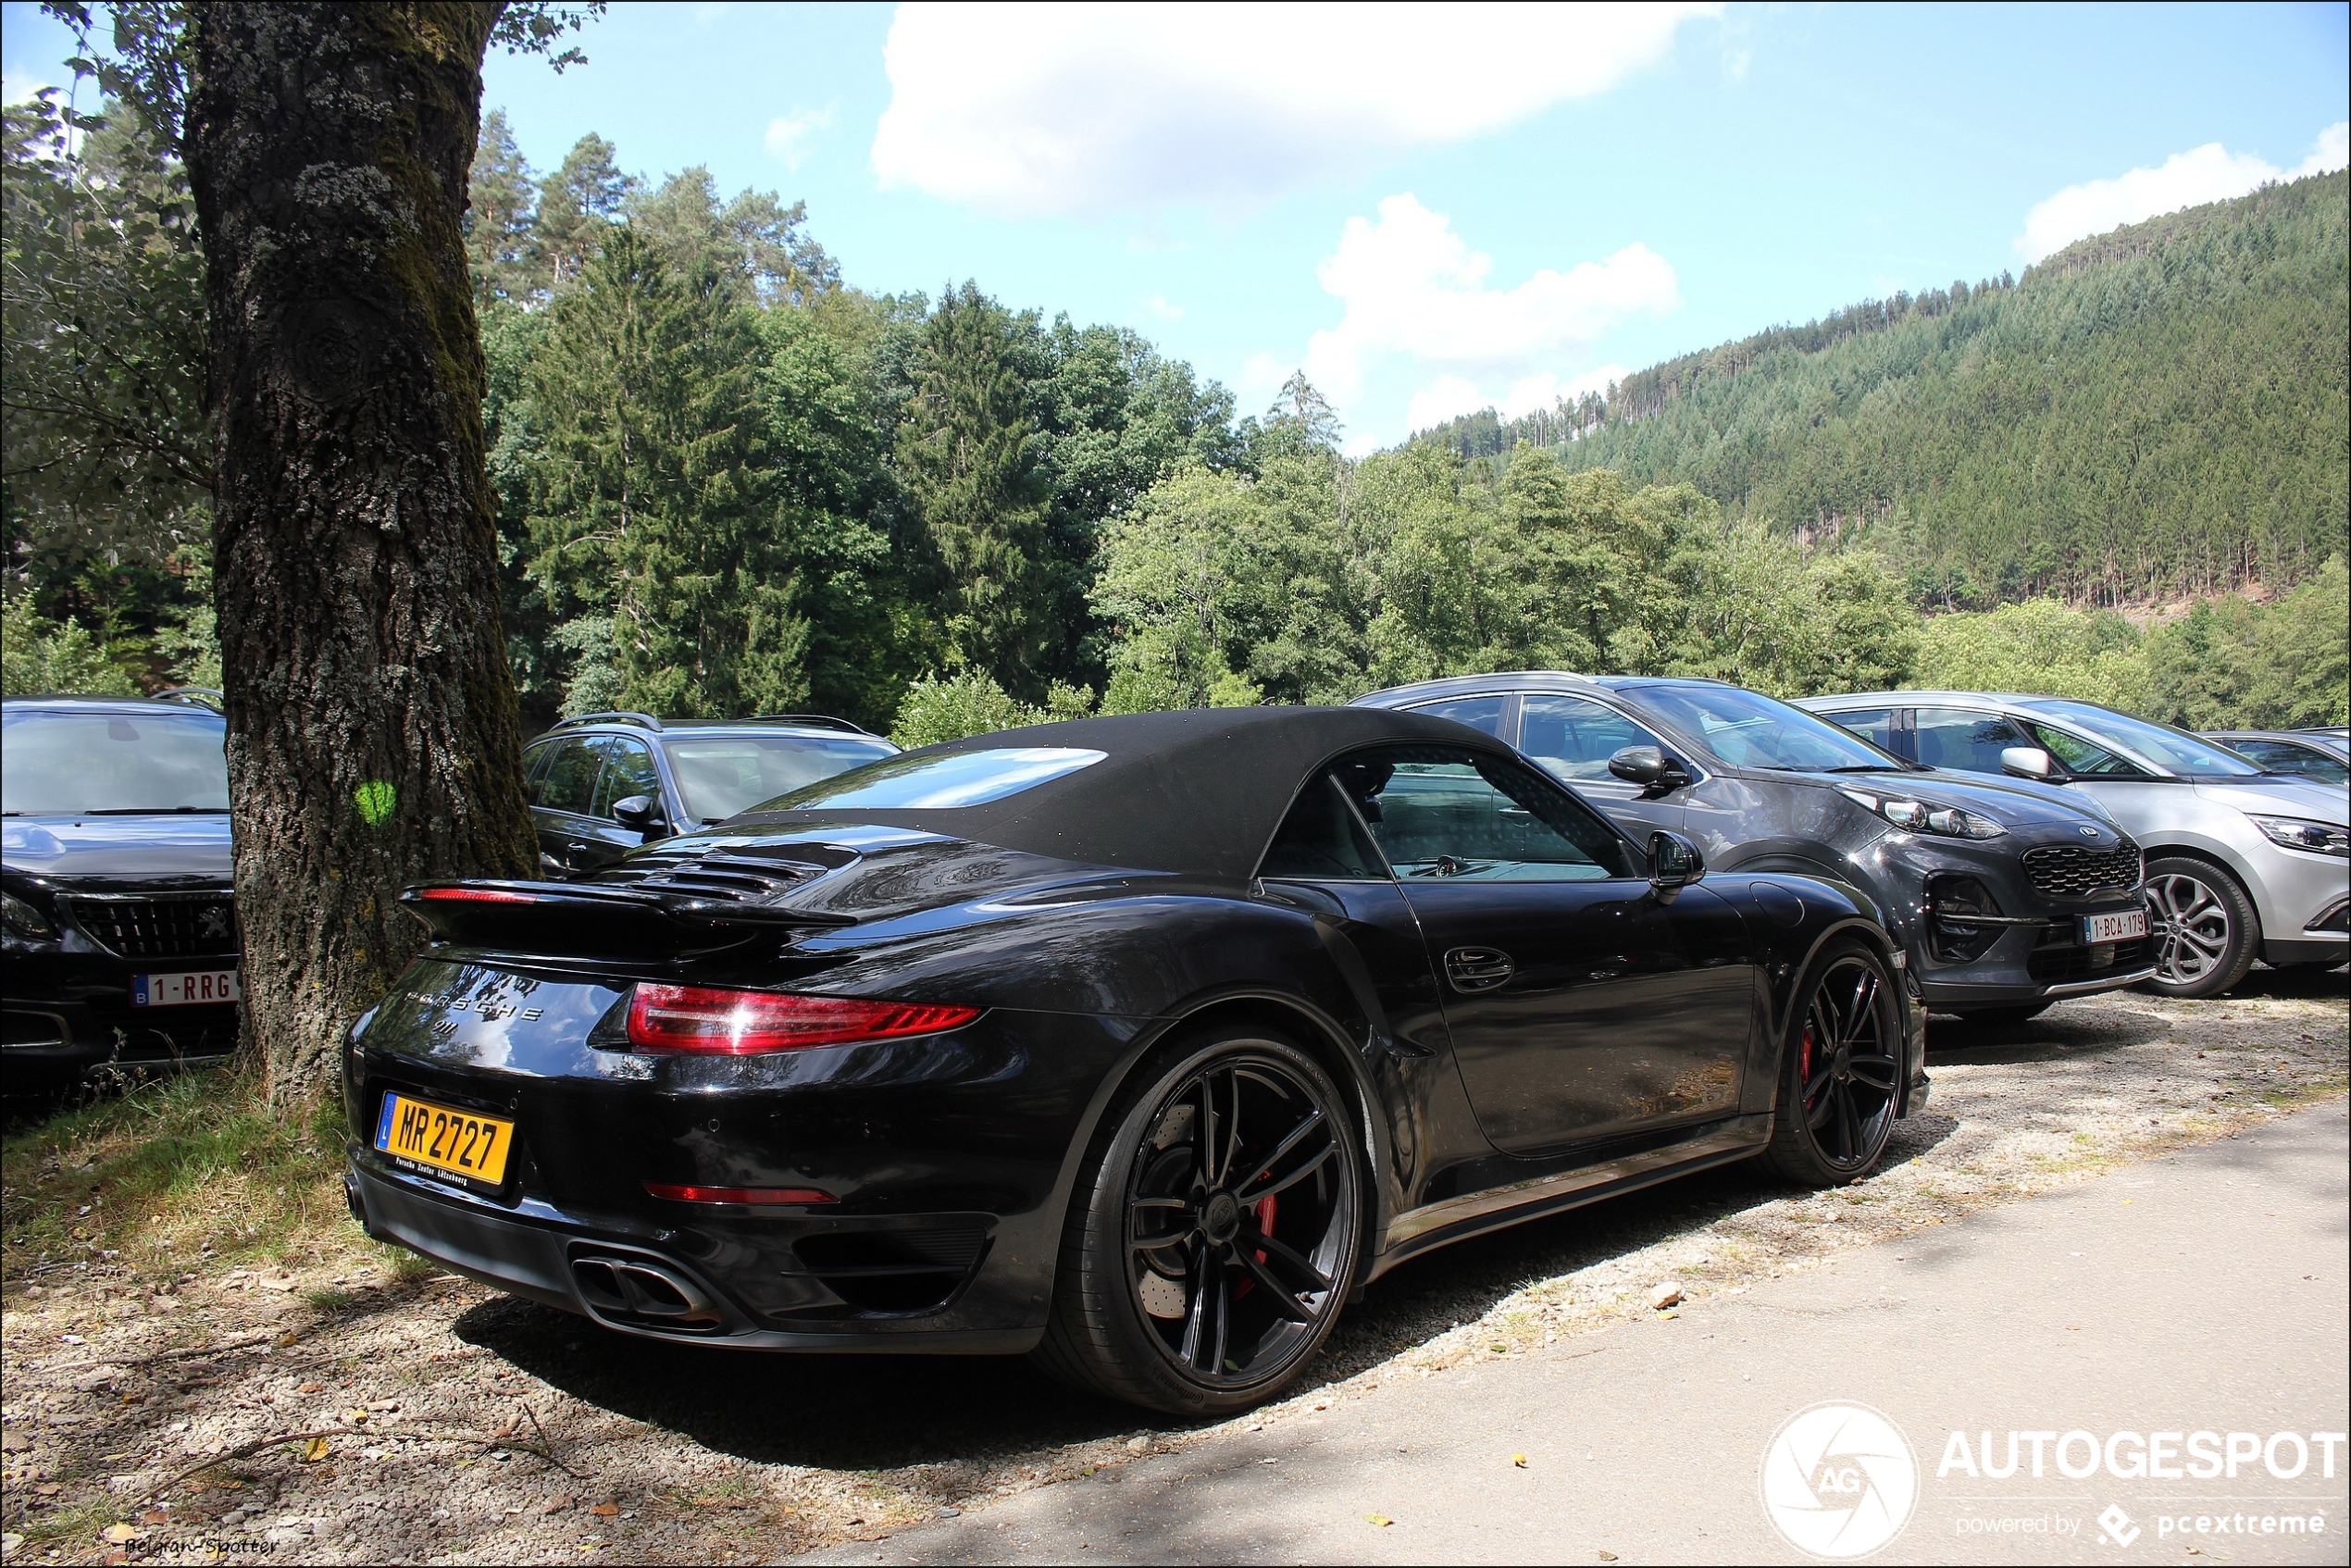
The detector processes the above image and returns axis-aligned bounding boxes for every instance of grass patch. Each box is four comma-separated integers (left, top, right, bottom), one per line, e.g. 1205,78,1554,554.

2,1065,348,1287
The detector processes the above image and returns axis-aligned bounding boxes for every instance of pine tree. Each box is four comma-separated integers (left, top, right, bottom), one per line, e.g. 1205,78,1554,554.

523,227,799,716
465,109,542,306
895,283,1053,694
535,133,634,292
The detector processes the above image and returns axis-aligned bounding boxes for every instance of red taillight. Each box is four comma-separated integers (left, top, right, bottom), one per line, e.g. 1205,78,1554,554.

417,887,537,903
643,1182,836,1205
625,984,980,1054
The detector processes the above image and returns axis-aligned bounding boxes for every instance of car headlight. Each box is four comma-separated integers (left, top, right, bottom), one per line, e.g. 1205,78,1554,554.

2,889,58,940
2247,815,2350,858
1838,789,2008,840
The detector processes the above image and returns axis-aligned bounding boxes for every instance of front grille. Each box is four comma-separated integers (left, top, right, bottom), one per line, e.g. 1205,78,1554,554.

64,894,239,959
2028,934,2152,985
2021,841,2144,898
596,846,828,903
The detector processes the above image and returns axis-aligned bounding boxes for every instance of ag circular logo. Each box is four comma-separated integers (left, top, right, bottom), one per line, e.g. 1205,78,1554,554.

1759,1400,1919,1559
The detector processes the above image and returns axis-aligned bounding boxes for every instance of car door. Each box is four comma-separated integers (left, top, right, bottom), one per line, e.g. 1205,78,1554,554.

1511,692,1687,842
529,735,610,877
1911,706,2037,776
1340,743,1755,1155
572,736,665,872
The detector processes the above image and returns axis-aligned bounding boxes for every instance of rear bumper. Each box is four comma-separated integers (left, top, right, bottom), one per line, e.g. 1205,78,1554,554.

345,1158,1041,1353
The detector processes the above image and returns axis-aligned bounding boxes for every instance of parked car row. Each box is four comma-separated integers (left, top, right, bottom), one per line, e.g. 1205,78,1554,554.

6,678,2341,1416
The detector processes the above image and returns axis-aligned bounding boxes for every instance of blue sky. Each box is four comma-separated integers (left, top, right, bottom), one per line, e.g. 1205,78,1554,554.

6,2,2345,451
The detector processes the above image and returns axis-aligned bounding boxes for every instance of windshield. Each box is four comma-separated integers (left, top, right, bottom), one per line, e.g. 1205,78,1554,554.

664,735,897,821
1,709,230,815
2021,701,2261,778
1630,684,1905,772
757,747,1105,811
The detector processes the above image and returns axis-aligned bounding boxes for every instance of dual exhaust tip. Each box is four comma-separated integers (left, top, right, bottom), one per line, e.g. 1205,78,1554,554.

568,1251,724,1330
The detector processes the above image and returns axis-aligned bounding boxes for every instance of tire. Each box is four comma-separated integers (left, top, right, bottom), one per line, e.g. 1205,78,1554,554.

1947,1002,2052,1029
2141,856,2260,999
1032,1026,1363,1416
1761,940,1904,1187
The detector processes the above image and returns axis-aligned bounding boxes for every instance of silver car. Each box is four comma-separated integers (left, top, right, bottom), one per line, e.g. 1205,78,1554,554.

1798,692,2350,997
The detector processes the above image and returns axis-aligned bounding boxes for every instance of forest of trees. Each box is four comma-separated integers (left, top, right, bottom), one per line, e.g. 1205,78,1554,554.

1419,170,2350,612
6,98,2346,738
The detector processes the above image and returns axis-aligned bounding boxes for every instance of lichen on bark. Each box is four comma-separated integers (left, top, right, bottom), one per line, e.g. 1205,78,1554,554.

182,3,535,1103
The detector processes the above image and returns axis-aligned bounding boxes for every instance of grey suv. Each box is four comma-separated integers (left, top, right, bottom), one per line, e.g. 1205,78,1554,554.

1356,674,2154,1026
1799,693,2349,996
521,713,897,877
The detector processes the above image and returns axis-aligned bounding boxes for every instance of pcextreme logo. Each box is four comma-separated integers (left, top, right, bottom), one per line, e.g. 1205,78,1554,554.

1760,1400,1921,1559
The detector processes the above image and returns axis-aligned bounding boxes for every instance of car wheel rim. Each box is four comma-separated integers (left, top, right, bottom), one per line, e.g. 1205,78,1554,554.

1798,955,1897,1173
2148,872,2232,984
1125,1052,1353,1388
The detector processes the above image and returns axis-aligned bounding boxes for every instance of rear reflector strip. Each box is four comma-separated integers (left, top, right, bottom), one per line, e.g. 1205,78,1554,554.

626,984,980,1054
643,1183,836,1205
415,887,538,903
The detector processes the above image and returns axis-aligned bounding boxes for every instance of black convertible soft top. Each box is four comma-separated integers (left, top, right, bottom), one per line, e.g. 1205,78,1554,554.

734,705,1499,882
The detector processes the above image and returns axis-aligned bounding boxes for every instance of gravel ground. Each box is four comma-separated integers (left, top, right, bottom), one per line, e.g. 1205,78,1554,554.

3,968,2343,1566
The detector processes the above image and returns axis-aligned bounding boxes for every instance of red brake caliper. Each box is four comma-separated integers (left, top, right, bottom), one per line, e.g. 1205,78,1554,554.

1232,1178,1277,1299
1799,1026,1817,1110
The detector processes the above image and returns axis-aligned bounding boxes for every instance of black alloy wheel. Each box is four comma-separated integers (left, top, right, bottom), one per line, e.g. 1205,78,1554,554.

1035,1028,1362,1414
1763,942,1902,1185
2142,856,2260,999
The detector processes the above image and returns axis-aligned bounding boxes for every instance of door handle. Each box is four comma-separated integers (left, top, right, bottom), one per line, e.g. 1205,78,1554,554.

1445,946,1514,993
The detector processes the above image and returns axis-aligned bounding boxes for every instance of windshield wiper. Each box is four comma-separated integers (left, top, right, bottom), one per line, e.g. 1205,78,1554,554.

81,806,231,815
1815,763,1930,774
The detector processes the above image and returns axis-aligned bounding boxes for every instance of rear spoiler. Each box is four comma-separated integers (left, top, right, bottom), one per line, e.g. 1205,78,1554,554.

398,880,853,956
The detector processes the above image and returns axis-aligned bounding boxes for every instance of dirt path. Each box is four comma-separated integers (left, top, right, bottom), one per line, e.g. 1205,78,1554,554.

3,970,2343,1566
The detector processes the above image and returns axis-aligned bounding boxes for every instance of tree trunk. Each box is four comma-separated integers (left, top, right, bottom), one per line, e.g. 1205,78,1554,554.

182,3,535,1104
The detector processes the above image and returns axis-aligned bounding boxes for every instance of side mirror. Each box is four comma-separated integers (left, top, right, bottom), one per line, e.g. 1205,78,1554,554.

611,794,669,840
1999,746,2056,781
1648,830,1704,895
1609,745,1691,794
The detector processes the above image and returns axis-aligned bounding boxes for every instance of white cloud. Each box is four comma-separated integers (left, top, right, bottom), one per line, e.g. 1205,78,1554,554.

1290,193,1676,417
1143,293,1184,322
3,68,53,106
1402,364,1627,435
2016,121,2349,262
764,106,835,170
872,2,1720,217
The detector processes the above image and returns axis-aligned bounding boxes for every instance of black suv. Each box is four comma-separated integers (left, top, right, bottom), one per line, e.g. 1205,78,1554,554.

3,692,242,1087
521,713,899,877
1356,674,2155,1025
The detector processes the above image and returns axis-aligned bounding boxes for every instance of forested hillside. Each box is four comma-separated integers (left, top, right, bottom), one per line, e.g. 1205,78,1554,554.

1418,171,2350,609
6,95,2344,735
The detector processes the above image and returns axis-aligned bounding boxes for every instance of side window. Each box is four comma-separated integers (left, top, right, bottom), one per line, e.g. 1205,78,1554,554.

592,738,662,818
1912,708,2031,774
521,741,554,803
1258,776,1388,881
1518,694,1660,782
1337,745,1638,882
1824,707,1896,753
2029,723,2149,778
1409,695,1508,739
536,737,608,815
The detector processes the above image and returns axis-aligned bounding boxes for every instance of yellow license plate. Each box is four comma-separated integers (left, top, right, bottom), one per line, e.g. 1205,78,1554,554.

373,1092,514,1186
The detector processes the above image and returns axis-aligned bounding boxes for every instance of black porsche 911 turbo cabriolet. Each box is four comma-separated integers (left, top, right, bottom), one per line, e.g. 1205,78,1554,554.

344,706,1927,1413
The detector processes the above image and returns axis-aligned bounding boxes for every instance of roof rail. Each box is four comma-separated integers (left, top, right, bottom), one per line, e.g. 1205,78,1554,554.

748,714,875,735
550,712,664,733
154,686,225,711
